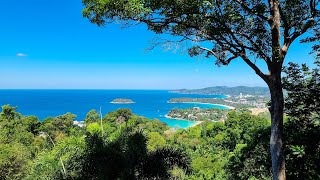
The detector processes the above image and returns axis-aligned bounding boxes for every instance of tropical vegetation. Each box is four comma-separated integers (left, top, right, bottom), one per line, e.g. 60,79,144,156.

0,61,319,179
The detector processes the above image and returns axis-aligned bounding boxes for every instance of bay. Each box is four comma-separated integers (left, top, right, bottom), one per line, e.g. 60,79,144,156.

0,90,228,128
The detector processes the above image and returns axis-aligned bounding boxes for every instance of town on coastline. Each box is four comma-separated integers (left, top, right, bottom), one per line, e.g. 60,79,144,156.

165,86,270,124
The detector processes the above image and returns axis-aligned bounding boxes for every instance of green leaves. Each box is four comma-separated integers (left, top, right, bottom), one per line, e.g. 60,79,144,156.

226,62,320,180
289,145,305,158
0,104,19,122
82,0,150,26
0,143,31,179
147,132,166,151
84,109,100,124
27,136,85,179
282,61,320,122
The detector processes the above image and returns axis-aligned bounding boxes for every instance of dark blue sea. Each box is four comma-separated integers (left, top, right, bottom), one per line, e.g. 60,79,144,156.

0,90,227,128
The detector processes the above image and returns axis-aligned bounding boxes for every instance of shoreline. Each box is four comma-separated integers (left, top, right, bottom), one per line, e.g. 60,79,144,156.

225,95,231,98
189,121,203,127
167,101,235,110
164,115,203,128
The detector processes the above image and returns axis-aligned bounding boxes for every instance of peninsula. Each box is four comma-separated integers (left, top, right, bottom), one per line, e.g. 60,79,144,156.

166,108,230,122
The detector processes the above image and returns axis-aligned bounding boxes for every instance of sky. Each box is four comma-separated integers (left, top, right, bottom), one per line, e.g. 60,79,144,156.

0,0,317,89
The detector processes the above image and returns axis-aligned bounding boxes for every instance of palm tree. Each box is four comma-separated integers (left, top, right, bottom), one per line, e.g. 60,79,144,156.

79,130,190,180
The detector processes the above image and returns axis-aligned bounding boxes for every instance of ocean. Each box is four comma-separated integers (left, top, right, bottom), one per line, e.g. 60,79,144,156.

0,90,227,129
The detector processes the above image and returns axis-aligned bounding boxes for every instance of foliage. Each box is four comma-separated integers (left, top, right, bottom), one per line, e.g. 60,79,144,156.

166,111,270,179
82,2,320,177
226,116,320,180
27,136,85,179
168,108,229,121
0,105,188,179
147,132,166,151
226,62,320,179
0,105,35,179
0,143,31,179
0,87,319,180
84,109,100,124
39,112,76,141
282,61,320,122
30,129,190,180
82,0,320,81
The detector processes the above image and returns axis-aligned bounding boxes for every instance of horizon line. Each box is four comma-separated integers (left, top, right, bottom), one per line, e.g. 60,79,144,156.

0,86,269,90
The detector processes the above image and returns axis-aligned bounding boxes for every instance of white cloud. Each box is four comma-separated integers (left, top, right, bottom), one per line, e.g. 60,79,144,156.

16,53,27,57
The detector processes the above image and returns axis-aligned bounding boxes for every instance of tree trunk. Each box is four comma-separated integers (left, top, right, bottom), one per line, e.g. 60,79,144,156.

268,72,286,180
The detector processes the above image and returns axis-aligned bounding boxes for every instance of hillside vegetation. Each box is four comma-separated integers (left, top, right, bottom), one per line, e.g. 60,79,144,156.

0,62,319,179
171,86,270,96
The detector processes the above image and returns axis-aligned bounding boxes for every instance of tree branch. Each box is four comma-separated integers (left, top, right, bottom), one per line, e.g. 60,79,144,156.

233,0,269,21
281,0,318,56
278,4,290,48
241,54,269,83
198,47,217,57
199,47,238,65
232,30,272,66
282,18,315,56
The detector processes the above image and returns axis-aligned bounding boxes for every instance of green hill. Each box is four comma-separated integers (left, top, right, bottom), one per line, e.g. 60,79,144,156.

170,86,269,96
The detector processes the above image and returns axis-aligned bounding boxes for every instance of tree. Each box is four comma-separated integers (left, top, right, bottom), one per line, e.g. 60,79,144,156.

39,113,76,143
282,61,320,122
115,108,133,128
226,61,320,179
147,132,166,151
79,130,190,179
0,143,31,179
0,105,19,122
22,116,41,135
84,109,100,124
82,1,320,179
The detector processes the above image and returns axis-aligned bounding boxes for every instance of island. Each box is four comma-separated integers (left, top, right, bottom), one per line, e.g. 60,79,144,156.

110,98,135,104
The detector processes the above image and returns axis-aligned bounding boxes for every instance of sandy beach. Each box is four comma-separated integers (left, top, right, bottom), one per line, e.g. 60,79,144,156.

164,115,203,128
189,121,203,127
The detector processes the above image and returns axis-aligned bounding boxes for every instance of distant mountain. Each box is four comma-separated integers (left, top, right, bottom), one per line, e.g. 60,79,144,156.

170,86,270,96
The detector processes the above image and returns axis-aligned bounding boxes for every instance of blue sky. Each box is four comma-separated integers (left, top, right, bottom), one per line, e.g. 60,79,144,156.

0,0,316,89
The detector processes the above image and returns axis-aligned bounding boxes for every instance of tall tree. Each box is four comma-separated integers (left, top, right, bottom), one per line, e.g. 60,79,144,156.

82,1,320,179
226,61,320,179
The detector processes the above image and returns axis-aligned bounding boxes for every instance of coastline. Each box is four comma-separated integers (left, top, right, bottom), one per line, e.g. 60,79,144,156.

167,101,235,110
190,121,203,127
164,115,203,128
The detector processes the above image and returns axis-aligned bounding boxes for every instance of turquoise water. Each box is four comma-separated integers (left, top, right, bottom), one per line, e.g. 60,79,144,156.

0,90,228,128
